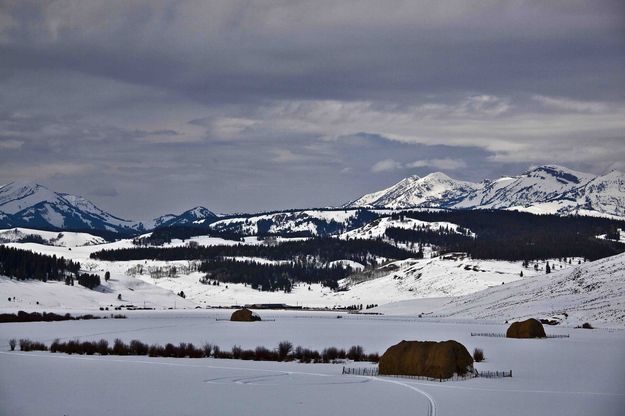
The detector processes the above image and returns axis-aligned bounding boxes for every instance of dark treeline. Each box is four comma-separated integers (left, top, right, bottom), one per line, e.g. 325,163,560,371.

0,245,80,281
0,311,100,323
15,338,379,363
134,226,245,245
385,227,473,248
91,238,413,265
0,245,101,287
198,259,351,290
390,210,625,261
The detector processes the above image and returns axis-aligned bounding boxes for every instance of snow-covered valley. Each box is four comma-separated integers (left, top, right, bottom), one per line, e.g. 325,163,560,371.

0,227,585,317
1,311,624,416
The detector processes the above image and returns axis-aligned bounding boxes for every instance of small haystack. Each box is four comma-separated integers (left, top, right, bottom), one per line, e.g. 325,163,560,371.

506,318,546,338
378,340,473,379
230,308,261,322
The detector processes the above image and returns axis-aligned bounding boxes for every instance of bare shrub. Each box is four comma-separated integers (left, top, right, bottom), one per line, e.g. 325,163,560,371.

239,349,256,360
19,339,47,351
366,352,380,363
473,348,485,362
112,338,128,355
130,340,149,355
97,339,109,355
277,341,293,361
347,345,365,361
9,339,16,351
148,344,164,357
164,343,176,357
202,343,213,357
254,346,277,361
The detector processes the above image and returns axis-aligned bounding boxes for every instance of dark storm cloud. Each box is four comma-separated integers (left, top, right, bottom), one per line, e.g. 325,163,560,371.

0,0,624,218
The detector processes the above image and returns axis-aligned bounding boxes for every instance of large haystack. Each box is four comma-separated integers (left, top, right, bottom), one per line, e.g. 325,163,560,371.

506,318,546,338
230,308,261,322
378,340,473,379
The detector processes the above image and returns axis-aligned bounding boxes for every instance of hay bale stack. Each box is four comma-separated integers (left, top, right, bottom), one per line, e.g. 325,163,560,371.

379,340,473,379
506,318,546,338
230,308,261,322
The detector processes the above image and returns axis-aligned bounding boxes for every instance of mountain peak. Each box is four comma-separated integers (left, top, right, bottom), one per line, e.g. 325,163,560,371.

524,165,594,185
421,172,453,182
150,205,217,229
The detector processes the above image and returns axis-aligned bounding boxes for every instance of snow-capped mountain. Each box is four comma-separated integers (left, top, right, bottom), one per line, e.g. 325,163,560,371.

346,172,480,209
151,206,218,229
0,181,143,234
345,165,625,218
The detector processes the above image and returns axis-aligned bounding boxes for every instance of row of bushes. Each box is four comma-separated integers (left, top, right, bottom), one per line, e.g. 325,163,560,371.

11,338,379,363
0,311,126,323
11,339,48,351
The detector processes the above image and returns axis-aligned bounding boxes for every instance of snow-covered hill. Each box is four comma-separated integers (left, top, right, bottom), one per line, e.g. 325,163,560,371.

339,216,474,240
0,181,143,234
375,252,625,326
0,232,581,312
151,206,218,229
345,165,625,218
208,209,379,236
0,228,106,247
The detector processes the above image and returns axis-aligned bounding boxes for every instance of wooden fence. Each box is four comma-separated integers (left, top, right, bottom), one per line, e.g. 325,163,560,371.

342,367,513,381
470,332,569,338
342,366,379,376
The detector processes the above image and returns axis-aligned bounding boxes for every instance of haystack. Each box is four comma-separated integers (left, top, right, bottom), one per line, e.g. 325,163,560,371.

230,308,261,322
378,340,473,379
506,318,546,338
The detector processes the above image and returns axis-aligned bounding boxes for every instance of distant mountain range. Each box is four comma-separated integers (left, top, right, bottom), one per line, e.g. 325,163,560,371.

345,165,625,218
0,181,216,234
1,165,623,234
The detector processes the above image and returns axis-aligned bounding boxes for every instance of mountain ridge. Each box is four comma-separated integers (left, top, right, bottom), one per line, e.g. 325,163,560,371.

345,165,625,218
1,164,623,234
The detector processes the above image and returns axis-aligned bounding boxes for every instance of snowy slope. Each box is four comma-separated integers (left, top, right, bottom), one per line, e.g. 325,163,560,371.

345,165,625,218
0,272,196,310
375,253,625,326
577,170,625,217
339,216,473,240
0,227,106,247
0,181,143,233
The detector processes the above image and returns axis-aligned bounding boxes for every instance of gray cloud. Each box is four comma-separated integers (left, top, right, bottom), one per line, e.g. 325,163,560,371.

0,0,623,218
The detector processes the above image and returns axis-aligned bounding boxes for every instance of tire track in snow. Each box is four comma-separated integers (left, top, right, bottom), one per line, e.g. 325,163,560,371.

370,376,437,416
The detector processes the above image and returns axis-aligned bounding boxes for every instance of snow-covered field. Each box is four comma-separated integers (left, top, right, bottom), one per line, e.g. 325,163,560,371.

1,311,624,416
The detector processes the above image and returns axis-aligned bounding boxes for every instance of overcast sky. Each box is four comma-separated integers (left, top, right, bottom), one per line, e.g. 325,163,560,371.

1,0,624,220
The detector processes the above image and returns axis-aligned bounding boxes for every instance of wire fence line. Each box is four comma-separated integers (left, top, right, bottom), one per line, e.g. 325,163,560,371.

341,367,512,381
470,332,569,338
